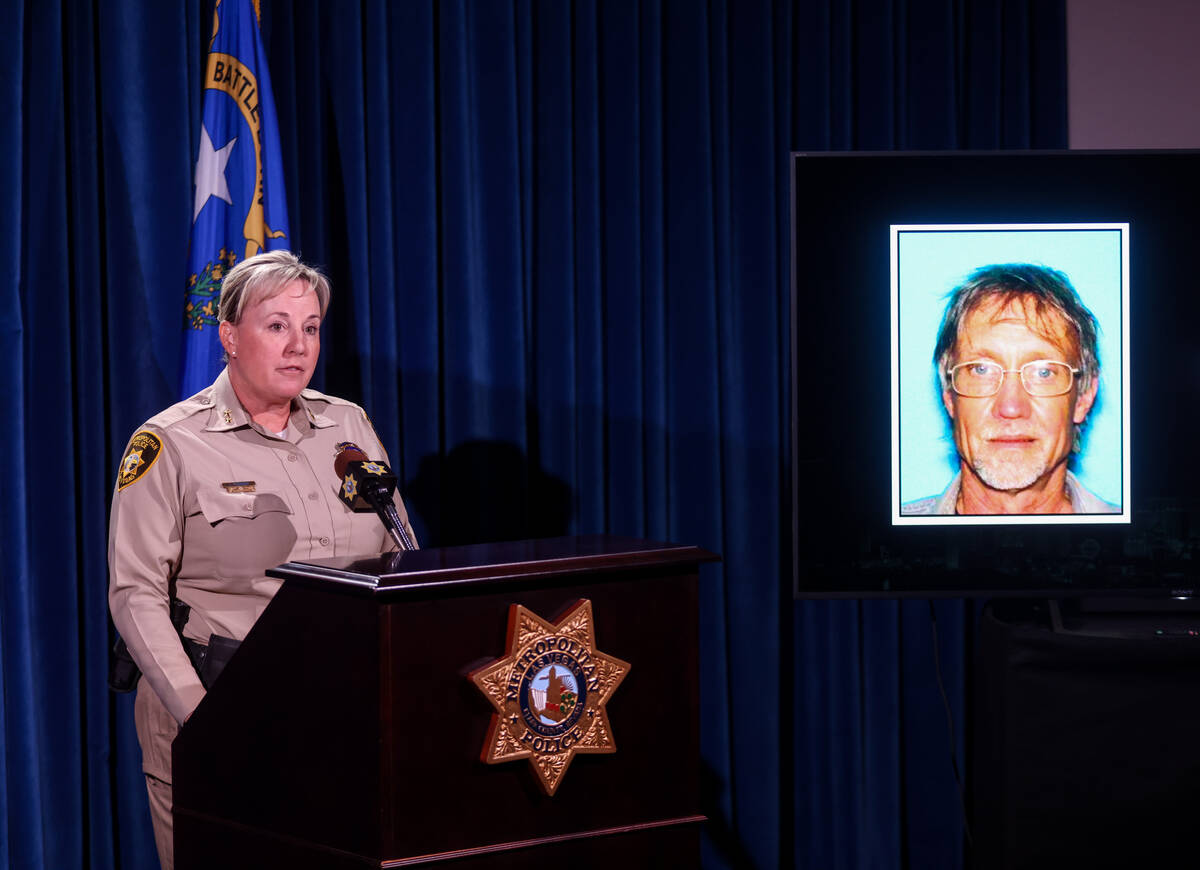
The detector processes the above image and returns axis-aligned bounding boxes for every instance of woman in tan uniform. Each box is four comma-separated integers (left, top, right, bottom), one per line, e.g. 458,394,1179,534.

108,250,416,869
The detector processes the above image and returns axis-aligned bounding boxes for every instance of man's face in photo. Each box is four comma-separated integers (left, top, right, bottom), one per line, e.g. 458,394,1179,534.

942,295,1099,493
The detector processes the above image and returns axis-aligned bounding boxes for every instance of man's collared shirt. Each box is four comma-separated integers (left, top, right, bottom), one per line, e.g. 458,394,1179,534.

901,470,1120,516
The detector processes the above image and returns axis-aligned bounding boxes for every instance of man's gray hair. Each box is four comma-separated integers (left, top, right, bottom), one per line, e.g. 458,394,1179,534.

218,249,331,325
933,263,1100,392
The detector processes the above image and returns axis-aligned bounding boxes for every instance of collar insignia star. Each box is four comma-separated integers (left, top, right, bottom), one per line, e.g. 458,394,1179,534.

470,599,630,795
222,408,233,425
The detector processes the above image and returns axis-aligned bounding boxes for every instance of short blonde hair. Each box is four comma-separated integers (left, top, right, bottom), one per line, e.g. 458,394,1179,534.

218,250,331,324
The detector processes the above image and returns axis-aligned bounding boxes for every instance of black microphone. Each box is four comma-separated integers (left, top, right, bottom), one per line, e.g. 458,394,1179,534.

334,445,416,551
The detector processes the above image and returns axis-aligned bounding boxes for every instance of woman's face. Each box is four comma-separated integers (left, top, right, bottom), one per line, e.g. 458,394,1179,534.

221,279,321,412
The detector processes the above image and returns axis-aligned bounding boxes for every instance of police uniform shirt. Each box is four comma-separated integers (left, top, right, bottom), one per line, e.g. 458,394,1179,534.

108,368,417,725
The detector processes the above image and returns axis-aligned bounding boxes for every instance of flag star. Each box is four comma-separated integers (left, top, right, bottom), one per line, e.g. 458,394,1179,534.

192,124,238,223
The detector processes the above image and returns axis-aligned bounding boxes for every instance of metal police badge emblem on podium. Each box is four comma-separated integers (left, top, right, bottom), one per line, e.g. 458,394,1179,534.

471,599,630,795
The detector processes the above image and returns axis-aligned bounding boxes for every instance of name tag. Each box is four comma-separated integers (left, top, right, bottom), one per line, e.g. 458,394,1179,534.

221,481,256,493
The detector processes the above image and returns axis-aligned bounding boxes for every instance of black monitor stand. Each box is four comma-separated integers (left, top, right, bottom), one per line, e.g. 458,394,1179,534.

973,599,1200,869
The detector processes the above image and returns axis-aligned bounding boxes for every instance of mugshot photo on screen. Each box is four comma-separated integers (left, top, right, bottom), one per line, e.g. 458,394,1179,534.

891,224,1130,524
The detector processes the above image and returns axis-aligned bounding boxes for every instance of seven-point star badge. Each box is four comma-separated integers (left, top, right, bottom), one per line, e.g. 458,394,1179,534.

470,599,630,795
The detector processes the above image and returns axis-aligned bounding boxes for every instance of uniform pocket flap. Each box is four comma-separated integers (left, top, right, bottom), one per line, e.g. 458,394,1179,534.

195,488,292,524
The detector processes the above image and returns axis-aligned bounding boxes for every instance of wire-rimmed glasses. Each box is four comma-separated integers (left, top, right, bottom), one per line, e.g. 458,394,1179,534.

947,360,1081,398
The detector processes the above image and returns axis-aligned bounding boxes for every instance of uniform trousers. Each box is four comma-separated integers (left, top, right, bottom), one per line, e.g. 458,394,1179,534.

135,684,182,870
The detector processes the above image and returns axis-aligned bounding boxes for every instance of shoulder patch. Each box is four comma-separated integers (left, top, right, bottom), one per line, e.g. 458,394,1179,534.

117,430,164,490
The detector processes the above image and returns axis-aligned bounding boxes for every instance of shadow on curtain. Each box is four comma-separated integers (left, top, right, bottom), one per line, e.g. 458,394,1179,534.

0,1,1063,868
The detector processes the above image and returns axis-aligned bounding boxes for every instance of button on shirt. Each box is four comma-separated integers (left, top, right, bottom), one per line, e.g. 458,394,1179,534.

108,368,417,724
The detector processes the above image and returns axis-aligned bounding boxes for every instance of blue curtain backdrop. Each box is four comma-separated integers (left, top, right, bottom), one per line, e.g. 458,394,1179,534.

0,1,1066,868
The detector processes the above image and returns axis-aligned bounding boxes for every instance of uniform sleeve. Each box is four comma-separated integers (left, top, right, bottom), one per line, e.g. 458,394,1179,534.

108,427,207,724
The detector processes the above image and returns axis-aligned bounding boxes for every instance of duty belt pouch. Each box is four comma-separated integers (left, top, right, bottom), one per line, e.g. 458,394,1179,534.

108,635,141,693
182,633,241,690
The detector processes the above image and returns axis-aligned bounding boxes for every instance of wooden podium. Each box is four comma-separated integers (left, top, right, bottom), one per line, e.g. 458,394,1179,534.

172,536,717,868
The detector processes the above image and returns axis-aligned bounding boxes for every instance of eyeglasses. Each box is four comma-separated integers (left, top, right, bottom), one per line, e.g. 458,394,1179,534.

947,360,1081,398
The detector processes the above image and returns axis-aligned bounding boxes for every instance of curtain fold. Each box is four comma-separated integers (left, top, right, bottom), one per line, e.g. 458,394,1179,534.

1,2,1065,868
1,3,32,863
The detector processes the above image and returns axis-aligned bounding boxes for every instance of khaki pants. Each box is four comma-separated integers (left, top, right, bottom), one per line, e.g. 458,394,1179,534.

135,685,180,870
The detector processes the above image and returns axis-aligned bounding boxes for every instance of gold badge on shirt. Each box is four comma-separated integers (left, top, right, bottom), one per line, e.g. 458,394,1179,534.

117,431,163,490
221,481,256,493
470,599,630,796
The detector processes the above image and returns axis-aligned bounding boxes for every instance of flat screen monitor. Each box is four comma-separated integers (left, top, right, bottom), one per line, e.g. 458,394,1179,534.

791,150,1200,598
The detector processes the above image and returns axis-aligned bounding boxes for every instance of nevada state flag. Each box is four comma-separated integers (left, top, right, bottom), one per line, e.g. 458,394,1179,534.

180,0,290,396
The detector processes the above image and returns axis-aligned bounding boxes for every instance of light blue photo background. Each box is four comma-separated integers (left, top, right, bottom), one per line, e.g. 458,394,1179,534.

897,227,1124,507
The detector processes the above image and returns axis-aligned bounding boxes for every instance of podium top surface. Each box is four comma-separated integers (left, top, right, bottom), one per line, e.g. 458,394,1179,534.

267,534,718,595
